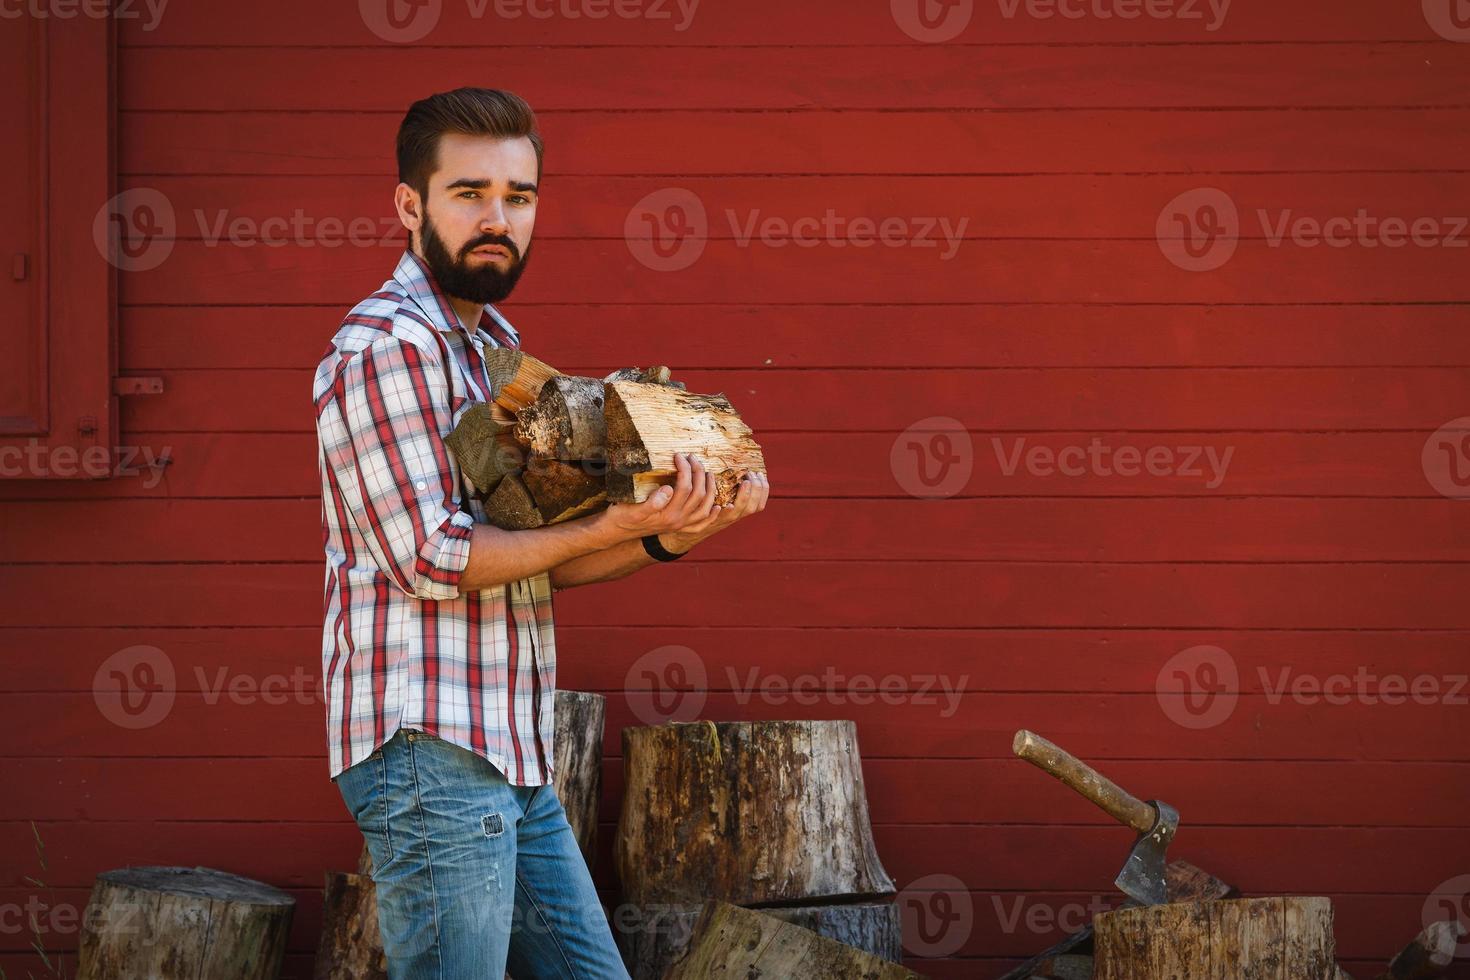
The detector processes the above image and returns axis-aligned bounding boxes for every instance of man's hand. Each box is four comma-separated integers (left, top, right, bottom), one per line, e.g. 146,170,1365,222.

595,452,722,542
660,465,769,554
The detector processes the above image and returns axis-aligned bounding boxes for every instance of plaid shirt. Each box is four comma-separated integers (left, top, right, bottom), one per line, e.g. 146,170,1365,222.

314,250,555,784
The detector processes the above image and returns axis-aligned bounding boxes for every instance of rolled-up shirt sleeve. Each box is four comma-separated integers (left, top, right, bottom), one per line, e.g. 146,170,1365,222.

330,336,474,600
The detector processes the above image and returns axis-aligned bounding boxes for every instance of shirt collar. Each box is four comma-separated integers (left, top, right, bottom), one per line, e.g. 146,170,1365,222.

390,249,521,348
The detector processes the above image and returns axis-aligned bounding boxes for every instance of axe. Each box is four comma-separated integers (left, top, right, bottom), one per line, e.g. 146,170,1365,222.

1012,730,1179,906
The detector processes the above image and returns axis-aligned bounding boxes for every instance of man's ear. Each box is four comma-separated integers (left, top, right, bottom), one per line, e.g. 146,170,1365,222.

394,182,423,237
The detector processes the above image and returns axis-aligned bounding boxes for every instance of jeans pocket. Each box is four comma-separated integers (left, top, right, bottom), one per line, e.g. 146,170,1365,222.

336,753,393,873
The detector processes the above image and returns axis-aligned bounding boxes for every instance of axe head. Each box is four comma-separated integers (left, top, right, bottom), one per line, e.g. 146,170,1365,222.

1113,800,1179,906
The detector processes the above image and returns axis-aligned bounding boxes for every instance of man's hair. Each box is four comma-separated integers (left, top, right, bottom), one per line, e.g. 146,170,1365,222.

397,88,543,195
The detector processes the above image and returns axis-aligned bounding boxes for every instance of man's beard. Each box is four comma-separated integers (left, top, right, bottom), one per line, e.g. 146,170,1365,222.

418,209,532,305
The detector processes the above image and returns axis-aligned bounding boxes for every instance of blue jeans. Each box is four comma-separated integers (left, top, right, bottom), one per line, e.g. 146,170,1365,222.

333,728,632,980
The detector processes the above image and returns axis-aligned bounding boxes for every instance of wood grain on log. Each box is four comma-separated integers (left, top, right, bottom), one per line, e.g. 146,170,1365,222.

1094,897,1336,980
483,471,544,530
484,348,561,414
664,901,926,980
77,866,294,980
444,403,524,497
603,380,765,506
522,457,608,525
618,899,904,980
616,719,893,907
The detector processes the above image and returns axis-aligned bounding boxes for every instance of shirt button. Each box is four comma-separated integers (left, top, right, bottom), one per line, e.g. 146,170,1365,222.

415,480,427,491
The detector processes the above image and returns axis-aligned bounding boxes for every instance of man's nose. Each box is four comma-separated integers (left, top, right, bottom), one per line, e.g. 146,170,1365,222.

478,200,510,235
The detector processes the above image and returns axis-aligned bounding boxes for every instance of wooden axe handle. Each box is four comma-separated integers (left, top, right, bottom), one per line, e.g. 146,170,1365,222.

1012,730,1157,835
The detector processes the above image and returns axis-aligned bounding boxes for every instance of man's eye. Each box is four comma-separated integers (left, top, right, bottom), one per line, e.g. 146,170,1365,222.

458,191,479,200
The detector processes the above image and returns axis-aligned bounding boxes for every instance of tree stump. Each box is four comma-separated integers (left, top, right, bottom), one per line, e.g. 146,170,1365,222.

663,901,926,980
77,866,293,980
551,690,606,865
618,898,904,980
313,872,386,980
616,719,894,907
1094,897,1336,980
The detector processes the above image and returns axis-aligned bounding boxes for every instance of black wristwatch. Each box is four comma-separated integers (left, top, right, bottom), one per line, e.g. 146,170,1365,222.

641,534,687,562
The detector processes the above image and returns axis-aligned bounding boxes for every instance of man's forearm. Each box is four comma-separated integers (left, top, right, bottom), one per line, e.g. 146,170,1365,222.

458,513,626,593
547,535,664,591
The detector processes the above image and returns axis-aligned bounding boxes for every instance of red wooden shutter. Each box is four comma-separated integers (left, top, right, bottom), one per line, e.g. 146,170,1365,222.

0,14,115,480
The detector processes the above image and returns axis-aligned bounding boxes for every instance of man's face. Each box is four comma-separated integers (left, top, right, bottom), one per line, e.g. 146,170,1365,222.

404,132,539,304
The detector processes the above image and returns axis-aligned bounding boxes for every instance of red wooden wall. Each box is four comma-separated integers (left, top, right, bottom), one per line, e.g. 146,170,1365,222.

5,2,1470,977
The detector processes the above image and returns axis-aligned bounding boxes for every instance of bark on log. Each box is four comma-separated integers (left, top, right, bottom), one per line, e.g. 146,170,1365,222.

551,690,606,865
313,873,387,980
616,719,894,907
603,380,765,506
484,348,561,414
618,899,904,980
1375,919,1467,980
996,859,1236,980
1094,897,1336,980
663,901,926,980
522,456,608,525
444,403,525,497
515,375,610,460
77,866,294,980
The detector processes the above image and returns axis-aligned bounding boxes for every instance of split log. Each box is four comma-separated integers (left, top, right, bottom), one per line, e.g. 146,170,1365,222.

483,348,561,415
77,866,294,980
1094,897,1336,980
313,873,387,980
604,364,684,388
663,901,926,980
1374,919,1467,980
523,457,607,525
603,380,765,506
618,899,903,980
483,471,544,530
551,690,606,865
445,403,525,497
996,859,1235,980
616,719,893,906
515,375,609,460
